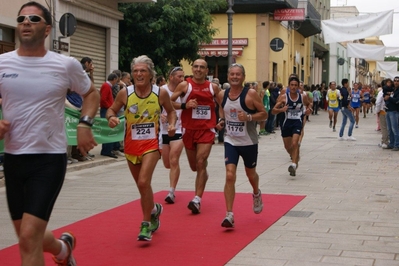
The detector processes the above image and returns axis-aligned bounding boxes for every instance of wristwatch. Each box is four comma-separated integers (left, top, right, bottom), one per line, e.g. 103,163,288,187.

79,115,94,127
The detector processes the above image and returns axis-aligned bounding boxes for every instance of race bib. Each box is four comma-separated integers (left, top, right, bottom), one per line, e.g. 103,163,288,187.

132,123,156,140
352,98,358,102
192,105,211,120
226,120,245,137
287,109,302,119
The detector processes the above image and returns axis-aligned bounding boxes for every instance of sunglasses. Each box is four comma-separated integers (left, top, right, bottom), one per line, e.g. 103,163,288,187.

17,14,46,24
169,66,182,76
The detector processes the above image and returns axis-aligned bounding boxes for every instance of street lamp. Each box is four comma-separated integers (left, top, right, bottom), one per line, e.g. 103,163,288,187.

226,0,234,66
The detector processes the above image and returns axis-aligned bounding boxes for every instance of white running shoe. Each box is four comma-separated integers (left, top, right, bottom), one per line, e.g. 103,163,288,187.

381,143,388,149
253,190,263,214
221,213,234,228
347,136,357,141
165,192,175,204
338,136,345,141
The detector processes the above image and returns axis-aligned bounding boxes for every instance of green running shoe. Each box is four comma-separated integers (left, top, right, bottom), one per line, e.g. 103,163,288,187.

149,203,163,232
137,222,152,241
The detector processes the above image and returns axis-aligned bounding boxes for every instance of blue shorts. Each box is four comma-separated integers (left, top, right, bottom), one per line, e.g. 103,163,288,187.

328,107,340,112
281,119,302,138
224,142,258,168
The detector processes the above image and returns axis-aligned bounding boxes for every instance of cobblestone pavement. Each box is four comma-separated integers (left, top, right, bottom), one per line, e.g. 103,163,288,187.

1,110,398,265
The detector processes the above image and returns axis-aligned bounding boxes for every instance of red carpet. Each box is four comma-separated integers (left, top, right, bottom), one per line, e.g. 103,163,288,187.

0,191,305,266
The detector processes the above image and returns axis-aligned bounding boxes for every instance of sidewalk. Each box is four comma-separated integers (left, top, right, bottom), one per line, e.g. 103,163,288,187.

1,110,399,265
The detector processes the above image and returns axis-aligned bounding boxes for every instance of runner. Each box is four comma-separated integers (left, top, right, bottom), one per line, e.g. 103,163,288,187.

215,63,267,228
326,81,341,132
272,76,312,177
350,82,362,128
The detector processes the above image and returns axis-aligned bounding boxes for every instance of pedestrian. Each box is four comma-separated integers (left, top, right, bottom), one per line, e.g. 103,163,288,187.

375,80,389,148
161,67,185,204
171,59,220,214
384,76,399,150
338,79,356,141
0,2,100,265
258,81,270,135
215,63,267,228
272,76,312,177
106,55,177,241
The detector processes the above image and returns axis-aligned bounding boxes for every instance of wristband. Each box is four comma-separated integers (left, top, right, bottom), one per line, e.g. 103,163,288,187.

77,124,91,129
247,114,252,121
218,118,225,123
181,103,186,110
107,115,115,121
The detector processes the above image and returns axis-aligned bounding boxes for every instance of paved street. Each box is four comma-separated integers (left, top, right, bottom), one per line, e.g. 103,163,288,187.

1,110,398,265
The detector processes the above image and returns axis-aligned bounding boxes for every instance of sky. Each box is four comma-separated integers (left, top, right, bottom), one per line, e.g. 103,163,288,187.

330,0,399,47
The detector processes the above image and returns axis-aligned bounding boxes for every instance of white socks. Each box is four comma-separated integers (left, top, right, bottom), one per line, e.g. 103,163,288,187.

55,239,68,260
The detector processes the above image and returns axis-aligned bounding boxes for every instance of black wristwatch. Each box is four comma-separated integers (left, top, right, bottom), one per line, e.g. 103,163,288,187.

79,115,94,127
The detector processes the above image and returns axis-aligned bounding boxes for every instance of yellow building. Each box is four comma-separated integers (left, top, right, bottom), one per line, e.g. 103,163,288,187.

181,1,324,87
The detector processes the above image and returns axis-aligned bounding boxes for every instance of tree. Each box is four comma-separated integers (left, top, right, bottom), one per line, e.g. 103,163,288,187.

385,56,399,71
118,0,226,76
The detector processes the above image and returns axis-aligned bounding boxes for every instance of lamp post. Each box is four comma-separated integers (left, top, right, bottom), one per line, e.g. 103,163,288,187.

226,0,234,66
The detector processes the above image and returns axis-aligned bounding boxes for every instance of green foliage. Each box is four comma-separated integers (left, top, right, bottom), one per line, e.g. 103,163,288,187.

118,0,226,76
385,56,399,71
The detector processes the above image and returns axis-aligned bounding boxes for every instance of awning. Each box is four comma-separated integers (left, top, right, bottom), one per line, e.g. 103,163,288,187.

198,46,243,57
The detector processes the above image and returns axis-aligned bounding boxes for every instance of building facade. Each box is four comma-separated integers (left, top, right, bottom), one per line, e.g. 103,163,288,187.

0,0,154,89
181,0,325,87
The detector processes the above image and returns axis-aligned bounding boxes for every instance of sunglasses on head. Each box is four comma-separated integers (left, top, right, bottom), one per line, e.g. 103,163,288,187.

17,14,46,24
169,66,182,76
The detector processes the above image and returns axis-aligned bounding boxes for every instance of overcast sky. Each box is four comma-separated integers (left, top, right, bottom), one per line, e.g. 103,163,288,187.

330,0,399,47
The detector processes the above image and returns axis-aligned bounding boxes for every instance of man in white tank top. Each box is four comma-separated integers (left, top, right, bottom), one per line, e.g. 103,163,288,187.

215,63,267,228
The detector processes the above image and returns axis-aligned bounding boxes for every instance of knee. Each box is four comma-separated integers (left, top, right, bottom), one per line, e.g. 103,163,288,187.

225,171,236,184
136,178,150,192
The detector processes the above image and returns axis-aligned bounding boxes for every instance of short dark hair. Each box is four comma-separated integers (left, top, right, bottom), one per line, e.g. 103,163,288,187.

289,76,299,84
112,70,122,78
107,73,118,81
262,81,270,89
18,1,52,26
342,78,348,86
156,75,165,86
80,57,92,67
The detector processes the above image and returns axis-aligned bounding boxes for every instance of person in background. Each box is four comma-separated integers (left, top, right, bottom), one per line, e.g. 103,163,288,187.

326,81,341,132
259,81,270,135
350,82,362,128
272,76,312,177
161,67,185,204
384,76,399,151
100,73,119,158
0,2,100,264
338,79,356,141
375,80,389,148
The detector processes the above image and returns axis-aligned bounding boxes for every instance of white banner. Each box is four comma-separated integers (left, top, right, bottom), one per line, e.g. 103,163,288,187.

347,43,386,60
385,47,399,57
321,10,393,44
376,61,397,72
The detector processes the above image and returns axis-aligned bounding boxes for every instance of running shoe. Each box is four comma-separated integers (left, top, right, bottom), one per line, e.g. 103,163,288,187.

137,222,152,241
333,126,336,132
221,213,234,228
53,232,76,266
253,190,263,214
187,201,201,214
338,136,345,141
381,144,388,149
347,136,357,141
329,120,332,128
288,164,296,176
355,125,359,128
149,203,163,232
165,192,175,204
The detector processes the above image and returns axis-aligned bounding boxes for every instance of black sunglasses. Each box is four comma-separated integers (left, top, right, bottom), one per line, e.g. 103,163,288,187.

17,15,46,24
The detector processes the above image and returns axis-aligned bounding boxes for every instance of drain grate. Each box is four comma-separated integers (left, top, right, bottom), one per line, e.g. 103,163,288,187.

284,211,313,217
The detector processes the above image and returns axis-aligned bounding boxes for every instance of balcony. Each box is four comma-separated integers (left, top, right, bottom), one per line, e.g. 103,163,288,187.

217,0,298,13
294,1,321,38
